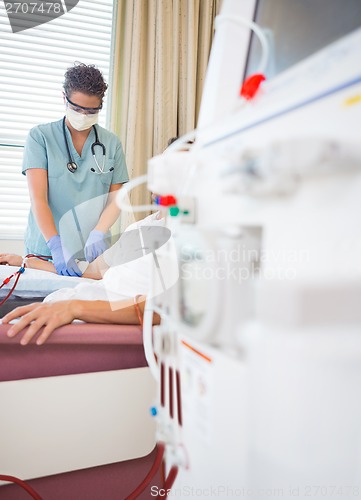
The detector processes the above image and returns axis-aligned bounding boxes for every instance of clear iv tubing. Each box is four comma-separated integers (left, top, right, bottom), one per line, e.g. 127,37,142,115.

117,174,157,213
143,239,161,381
143,297,176,381
116,135,197,212
143,296,159,381
214,15,270,76
142,247,173,381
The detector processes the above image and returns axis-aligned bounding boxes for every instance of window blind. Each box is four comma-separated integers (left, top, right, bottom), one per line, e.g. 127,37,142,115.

0,0,115,239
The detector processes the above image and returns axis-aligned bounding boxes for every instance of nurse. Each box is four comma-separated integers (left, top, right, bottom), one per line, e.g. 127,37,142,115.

23,62,129,276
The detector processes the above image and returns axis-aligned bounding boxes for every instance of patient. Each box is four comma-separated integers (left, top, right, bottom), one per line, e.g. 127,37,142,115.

0,212,170,345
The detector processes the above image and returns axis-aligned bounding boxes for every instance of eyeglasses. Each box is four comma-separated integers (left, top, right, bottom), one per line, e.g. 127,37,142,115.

65,95,103,115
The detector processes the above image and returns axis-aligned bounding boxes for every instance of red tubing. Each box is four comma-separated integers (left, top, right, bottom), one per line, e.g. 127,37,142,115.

176,370,183,427
0,271,22,306
124,442,165,500
0,474,43,500
0,254,51,306
157,465,179,498
169,366,174,419
24,255,52,261
160,362,165,407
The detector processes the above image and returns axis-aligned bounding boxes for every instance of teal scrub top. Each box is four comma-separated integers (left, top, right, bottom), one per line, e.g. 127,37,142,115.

22,119,129,259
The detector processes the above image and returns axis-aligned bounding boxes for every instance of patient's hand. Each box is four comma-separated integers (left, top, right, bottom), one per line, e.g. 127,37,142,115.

2,301,76,345
0,254,22,267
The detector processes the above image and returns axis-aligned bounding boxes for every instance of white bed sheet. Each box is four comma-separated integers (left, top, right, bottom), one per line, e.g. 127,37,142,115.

0,265,94,298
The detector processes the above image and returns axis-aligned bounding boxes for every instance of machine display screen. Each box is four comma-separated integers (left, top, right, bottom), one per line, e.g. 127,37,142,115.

245,0,361,79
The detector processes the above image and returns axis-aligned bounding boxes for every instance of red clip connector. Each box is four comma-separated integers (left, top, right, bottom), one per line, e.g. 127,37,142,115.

240,73,266,100
155,195,177,207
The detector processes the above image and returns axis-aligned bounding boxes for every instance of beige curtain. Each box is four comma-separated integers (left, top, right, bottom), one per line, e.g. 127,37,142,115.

110,0,221,221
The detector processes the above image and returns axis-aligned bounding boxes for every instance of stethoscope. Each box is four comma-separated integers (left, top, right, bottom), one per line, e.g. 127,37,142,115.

62,117,114,175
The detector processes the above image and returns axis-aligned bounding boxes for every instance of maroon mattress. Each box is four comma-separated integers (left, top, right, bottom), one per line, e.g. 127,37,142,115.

0,323,147,382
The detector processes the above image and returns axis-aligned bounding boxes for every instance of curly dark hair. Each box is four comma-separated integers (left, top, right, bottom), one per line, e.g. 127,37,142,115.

63,62,108,100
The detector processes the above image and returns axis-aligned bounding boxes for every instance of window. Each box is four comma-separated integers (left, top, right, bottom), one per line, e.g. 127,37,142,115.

0,0,115,239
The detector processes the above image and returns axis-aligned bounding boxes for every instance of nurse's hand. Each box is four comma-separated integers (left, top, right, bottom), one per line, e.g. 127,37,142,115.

2,301,76,345
47,235,82,276
84,229,109,263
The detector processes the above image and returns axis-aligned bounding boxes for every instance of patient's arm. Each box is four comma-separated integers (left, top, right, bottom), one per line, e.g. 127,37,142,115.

0,253,56,272
81,254,109,280
0,253,108,280
2,296,159,346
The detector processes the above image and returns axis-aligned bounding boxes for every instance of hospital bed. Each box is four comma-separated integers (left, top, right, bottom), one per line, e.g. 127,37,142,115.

0,322,159,498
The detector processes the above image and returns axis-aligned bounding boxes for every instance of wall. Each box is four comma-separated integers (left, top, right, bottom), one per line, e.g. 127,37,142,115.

0,239,24,255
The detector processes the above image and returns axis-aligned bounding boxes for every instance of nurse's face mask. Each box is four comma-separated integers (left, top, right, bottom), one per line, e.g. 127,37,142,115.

65,94,102,131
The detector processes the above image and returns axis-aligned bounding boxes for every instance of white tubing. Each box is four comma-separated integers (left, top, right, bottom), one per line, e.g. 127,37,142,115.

143,297,177,381
143,296,159,381
116,174,158,213
215,15,270,76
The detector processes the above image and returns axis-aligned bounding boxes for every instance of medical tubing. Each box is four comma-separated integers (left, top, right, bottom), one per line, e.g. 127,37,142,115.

215,15,270,76
143,301,177,382
133,295,143,327
169,366,174,419
0,474,43,500
143,296,159,381
160,460,166,489
117,133,196,213
176,369,183,427
152,304,175,325
160,362,165,406
117,134,197,213
142,241,159,381
156,465,179,498
24,254,52,261
0,254,52,306
0,271,22,306
124,442,165,500
0,270,18,289
117,174,158,213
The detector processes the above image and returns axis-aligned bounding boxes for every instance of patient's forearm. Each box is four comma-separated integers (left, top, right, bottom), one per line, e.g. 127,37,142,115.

26,255,108,279
0,254,57,273
26,256,108,279
81,254,108,280
72,297,160,325
1,252,109,280
24,257,57,273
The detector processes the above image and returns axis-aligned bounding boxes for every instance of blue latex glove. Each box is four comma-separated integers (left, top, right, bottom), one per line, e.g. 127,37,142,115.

84,229,109,263
47,235,82,277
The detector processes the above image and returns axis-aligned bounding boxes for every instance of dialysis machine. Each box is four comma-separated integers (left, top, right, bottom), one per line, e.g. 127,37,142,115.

140,0,361,497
